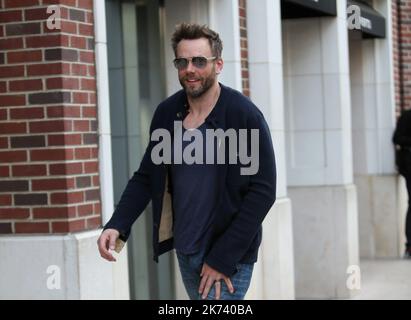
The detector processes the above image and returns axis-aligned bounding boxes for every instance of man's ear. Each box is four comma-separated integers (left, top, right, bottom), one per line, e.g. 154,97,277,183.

216,58,224,74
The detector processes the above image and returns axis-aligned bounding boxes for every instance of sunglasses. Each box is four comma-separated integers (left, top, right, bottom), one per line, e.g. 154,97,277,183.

173,56,217,70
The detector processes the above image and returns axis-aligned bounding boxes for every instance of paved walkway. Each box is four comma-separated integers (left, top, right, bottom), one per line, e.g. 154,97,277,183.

350,259,411,300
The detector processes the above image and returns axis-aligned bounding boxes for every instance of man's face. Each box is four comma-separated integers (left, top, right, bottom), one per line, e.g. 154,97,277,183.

175,38,223,98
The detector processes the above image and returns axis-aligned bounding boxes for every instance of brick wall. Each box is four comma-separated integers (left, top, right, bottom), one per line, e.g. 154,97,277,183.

238,0,249,97
393,0,411,114
0,0,101,234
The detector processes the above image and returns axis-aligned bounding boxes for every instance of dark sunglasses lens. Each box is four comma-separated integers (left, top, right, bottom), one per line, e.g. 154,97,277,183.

192,57,207,68
174,58,188,70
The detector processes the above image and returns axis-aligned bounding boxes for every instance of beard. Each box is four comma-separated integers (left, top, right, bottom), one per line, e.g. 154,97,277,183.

179,67,217,98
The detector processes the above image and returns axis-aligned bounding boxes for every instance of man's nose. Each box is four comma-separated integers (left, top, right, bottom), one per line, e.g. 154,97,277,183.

186,60,196,72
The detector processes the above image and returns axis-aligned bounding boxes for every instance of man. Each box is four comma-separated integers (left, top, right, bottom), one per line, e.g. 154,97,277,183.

393,109,411,258
97,23,276,300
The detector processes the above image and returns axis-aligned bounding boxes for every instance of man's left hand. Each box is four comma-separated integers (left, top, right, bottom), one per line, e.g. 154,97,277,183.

198,263,235,299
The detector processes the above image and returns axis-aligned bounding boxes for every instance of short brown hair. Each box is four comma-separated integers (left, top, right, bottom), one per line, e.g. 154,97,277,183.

171,23,223,58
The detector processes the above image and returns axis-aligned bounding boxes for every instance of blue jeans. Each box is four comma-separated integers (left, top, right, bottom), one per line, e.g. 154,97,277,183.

176,250,254,300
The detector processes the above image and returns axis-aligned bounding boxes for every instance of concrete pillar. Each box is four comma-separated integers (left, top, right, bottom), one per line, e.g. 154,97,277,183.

0,230,129,299
208,0,242,91
245,0,295,300
349,0,402,258
282,0,359,298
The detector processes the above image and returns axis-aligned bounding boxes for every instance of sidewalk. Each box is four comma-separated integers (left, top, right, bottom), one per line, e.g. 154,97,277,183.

350,259,411,300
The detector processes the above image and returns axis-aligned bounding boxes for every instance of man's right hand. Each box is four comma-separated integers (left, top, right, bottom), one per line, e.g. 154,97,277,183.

97,228,120,262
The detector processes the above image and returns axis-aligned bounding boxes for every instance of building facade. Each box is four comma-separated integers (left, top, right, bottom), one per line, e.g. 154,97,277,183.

0,0,407,299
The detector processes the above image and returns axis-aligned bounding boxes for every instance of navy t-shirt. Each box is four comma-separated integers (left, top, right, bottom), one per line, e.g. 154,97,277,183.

171,121,219,255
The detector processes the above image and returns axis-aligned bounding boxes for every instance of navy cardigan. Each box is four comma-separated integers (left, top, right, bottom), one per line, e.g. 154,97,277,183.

104,83,277,277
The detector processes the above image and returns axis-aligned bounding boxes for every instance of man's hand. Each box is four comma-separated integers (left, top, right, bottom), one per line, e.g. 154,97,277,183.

198,263,235,300
97,228,120,262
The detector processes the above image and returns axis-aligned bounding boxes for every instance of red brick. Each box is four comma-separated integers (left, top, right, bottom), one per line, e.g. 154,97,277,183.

29,120,72,133
5,0,39,7
52,219,86,233
91,147,98,158
0,95,26,107
86,216,101,229
92,175,100,187
0,180,28,191
8,50,42,63
0,150,27,163
50,191,84,204
49,162,83,175
89,92,97,104
48,133,82,146
30,88,72,107
60,20,77,34
88,65,96,77
77,203,93,216
73,92,88,103
0,195,12,206
0,137,8,148
0,122,26,134
0,223,12,234
0,38,23,50
30,148,74,161
0,10,23,23
32,177,75,191
14,193,47,205
70,36,86,49
27,63,63,76
76,176,91,188
15,222,50,234
47,105,81,118
12,164,47,177
33,207,76,219
85,12,93,24
9,79,43,92
84,161,98,173
42,0,76,6
71,63,88,76
73,120,89,131
46,77,79,90
10,135,45,148
80,78,96,91
0,82,6,93
0,166,9,177
69,8,86,22
79,51,94,63
83,133,97,145
78,23,94,37
29,91,69,106
24,7,50,21
0,208,30,219
0,109,7,120
26,34,69,48
85,189,100,201
74,147,91,159
94,202,101,214
77,0,93,10
6,22,41,36
82,106,96,118
0,66,25,78
10,107,44,119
